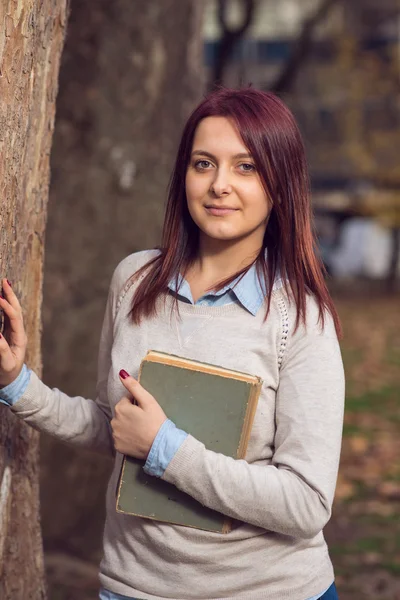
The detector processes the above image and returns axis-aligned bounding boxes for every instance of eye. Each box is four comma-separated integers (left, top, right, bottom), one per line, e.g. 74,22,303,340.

238,163,256,173
194,160,213,170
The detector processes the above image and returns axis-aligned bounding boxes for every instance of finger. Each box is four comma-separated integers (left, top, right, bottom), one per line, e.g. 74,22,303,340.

115,396,136,411
2,279,22,314
0,297,27,349
119,369,154,409
0,332,19,372
0,291,27,349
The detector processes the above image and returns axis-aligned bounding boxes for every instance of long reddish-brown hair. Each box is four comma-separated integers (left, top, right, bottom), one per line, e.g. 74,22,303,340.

128,86,342,338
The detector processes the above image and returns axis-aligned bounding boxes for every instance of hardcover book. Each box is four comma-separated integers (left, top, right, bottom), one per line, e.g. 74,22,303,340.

116,350,262,533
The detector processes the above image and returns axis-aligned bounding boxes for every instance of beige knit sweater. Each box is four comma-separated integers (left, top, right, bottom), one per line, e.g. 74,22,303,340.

11,250,345,600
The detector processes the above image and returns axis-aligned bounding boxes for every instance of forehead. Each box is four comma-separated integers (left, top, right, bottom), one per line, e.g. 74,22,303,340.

192,116,248,154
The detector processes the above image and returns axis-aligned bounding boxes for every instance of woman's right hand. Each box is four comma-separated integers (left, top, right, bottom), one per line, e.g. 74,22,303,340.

0,278,28,388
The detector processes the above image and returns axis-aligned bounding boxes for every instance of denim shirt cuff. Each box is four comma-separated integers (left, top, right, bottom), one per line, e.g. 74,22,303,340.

143,419,188,478
0,364,31,406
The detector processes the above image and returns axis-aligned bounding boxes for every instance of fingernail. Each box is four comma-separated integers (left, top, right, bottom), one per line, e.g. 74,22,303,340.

6,280,11,287
119,369,129,379
0,295,3,300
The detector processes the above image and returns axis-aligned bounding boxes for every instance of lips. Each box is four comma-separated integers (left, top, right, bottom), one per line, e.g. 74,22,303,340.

205,205,237,210
205,205,238,216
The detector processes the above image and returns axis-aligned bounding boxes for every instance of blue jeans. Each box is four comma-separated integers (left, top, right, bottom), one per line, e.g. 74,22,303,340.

320,583,339,599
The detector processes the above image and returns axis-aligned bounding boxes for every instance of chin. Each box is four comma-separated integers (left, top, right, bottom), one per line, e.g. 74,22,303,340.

202,227,242,242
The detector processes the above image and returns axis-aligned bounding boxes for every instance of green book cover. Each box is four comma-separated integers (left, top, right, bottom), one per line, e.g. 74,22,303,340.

116,351,262,533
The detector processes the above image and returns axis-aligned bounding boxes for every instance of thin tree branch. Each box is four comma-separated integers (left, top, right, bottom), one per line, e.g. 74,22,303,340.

211,0,256,88
271,0,338,94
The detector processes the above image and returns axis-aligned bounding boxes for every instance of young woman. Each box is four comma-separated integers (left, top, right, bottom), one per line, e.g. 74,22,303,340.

0,87,344,600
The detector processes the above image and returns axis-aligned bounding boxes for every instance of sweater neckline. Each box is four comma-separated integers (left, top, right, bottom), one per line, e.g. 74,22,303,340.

164,290,254,317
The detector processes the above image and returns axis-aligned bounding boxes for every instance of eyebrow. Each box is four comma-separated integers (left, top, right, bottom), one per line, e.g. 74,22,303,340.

191,150,253,160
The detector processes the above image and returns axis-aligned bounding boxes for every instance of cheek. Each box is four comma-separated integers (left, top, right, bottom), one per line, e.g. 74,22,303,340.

242,185,270,218
185,175,203,225
185,172,210,204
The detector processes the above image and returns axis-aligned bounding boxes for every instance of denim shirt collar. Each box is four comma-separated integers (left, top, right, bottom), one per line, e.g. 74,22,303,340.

167,261,268,316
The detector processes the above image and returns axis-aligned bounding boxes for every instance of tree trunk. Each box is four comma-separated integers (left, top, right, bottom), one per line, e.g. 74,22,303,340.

39,0,205,592
0,1,68,598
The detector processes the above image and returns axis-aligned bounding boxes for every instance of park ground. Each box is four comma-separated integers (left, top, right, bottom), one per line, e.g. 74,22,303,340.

45,290,400,600
325,290,400,599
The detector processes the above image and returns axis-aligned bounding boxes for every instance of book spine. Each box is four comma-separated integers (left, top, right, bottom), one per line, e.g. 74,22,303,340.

236,380,262,459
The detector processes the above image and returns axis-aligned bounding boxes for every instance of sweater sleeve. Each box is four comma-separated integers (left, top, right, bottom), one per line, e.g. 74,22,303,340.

161,296,345,539
9,264,122,456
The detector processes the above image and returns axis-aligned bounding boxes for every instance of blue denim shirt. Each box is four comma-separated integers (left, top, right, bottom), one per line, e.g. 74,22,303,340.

0,265,331,600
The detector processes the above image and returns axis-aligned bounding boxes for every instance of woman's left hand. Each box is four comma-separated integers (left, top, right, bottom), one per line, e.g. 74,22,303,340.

111,369,167,459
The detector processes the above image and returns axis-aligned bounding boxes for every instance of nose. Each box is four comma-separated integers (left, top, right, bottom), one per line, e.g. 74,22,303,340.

210,167,233,197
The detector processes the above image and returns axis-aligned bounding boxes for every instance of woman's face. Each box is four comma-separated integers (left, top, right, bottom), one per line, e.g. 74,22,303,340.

185,116,271,252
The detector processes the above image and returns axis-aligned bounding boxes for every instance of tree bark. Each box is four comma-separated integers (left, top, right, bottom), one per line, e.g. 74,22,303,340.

39,0,205,591
0,1,68,598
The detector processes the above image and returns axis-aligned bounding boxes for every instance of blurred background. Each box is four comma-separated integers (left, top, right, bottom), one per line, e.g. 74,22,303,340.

40,1,400,598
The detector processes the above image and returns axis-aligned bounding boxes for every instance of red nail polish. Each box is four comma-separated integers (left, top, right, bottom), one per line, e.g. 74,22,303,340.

0,295,3,300
119,369,129,379
6,280,11,287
